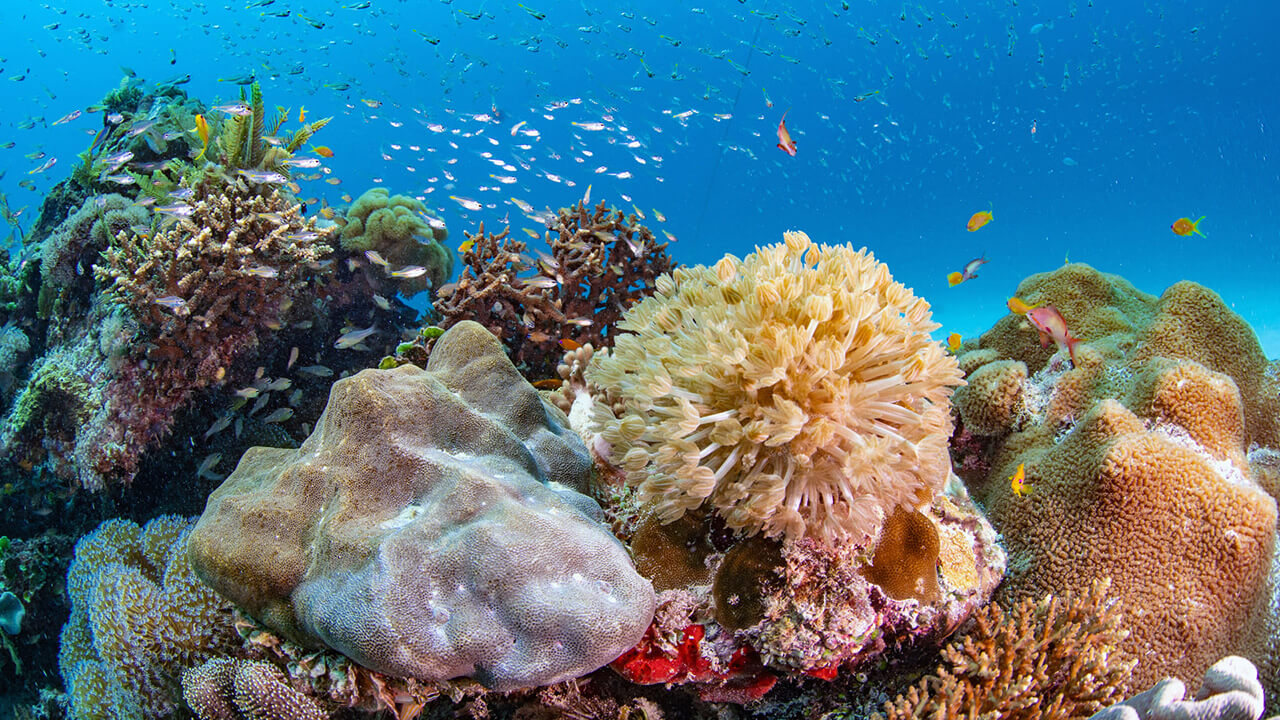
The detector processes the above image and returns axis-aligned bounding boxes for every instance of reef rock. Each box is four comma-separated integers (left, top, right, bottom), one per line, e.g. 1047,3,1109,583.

188,320,656,692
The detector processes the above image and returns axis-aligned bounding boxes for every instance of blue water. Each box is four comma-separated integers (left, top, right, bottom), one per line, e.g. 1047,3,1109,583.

2,0,1277,354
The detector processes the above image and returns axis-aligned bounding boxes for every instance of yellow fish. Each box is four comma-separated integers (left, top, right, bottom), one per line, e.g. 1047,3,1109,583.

192,114,210,161
1006,297,1043,315
947,332,962,353
1010,463,1032,497
458,238,475,253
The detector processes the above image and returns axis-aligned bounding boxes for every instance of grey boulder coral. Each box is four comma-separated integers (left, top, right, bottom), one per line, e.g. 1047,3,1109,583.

1089,655,1266,720
189,320,655,691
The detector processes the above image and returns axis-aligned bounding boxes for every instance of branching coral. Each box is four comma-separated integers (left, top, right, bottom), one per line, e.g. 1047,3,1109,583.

586,231,962,545
435,199,673,379
878,578,1136,720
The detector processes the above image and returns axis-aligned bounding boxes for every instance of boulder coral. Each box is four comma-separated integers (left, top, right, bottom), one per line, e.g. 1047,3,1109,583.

954,263,1280,694
338,187,451,295
587,230,963,546
188,321,655,692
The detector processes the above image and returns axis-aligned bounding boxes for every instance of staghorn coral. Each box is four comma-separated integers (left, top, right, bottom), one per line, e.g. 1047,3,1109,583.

188,321,655,692
338,187,451,295
955,264,1280,694
877,578,1136,720
586,230,963,545
58,516,238,720
1088,655,1266,720
435,199,674,380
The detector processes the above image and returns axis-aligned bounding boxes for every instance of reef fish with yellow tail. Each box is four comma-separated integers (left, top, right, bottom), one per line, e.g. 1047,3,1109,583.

947,256,987,287
1171,215,1206,238
966,206,994,232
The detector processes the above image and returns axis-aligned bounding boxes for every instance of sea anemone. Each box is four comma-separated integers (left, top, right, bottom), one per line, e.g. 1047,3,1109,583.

587,231,963,545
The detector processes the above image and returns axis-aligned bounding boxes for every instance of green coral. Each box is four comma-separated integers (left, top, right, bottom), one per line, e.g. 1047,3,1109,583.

59,516,237,720
3,354,93,444
339,187,452,295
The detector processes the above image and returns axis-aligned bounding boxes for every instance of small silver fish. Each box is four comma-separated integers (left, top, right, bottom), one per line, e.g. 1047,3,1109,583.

238,169,289,185
234,387,260,399
282,156,322,168
364,250,389,267
287,346,299,370
334,325,377,350
266,377,292,392
154,295,188,313
154,203,193,218
262,407,294,423
389,265,427,278
243,265,278,278
522,276,558,289
203,413,233,439
213,102,253,116
298,365,334,377
196,453,223,480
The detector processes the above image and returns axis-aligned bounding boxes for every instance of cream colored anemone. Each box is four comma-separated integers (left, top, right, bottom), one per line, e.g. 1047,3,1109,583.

586,231,963,546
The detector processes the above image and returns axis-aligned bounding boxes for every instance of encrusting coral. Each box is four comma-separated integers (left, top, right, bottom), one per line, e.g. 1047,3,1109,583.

953,263,1280,695
434,199,674,380
586,230,963,545
58,516,238,720
876,578,1136,720
337,187,451,295
188,321,655,692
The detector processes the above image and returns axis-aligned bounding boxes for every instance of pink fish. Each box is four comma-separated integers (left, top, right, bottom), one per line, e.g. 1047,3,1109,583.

1026,305,1081,366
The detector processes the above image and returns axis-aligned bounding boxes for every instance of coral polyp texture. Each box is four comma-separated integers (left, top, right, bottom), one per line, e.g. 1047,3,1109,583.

953,263,1280,695
586,230,963,545
1089,655,1266,720
58,516,238,720
338,187,452,295
188,321,655,692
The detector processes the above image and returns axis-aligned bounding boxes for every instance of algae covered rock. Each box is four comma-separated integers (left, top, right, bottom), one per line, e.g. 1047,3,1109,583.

188,320,655,692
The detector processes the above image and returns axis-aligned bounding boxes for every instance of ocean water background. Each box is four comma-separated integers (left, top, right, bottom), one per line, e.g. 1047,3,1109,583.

2,0,1277,355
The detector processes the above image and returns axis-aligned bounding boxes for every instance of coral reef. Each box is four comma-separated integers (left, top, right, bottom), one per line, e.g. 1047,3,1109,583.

1089,655,1266,720
586,230,963,545
215,81,331,174
0,174,333,490
434,198,674,379
188,321,655,692
337,187,451,295
953,263,1280,694
58,516,238,720
610,474,1004,695
876,578,1136,720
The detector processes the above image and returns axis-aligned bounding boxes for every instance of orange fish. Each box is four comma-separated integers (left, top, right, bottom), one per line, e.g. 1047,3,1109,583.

531,378,563,390
559,338,582,352
311,145,335,158
298,106,307,123
967,206,994,232
946,332,962,353
1007,296,1043,315
947,255,987,287
776,110,797,156
1010,462,1031,497
1171,215,1206,238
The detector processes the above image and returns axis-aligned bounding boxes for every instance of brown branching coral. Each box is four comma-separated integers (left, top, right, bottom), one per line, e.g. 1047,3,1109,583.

878,578,1136,720
95,174,331,373
434,199,673,379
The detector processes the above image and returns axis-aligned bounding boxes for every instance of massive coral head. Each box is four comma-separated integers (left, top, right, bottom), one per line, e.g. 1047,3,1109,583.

588,230,963,546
